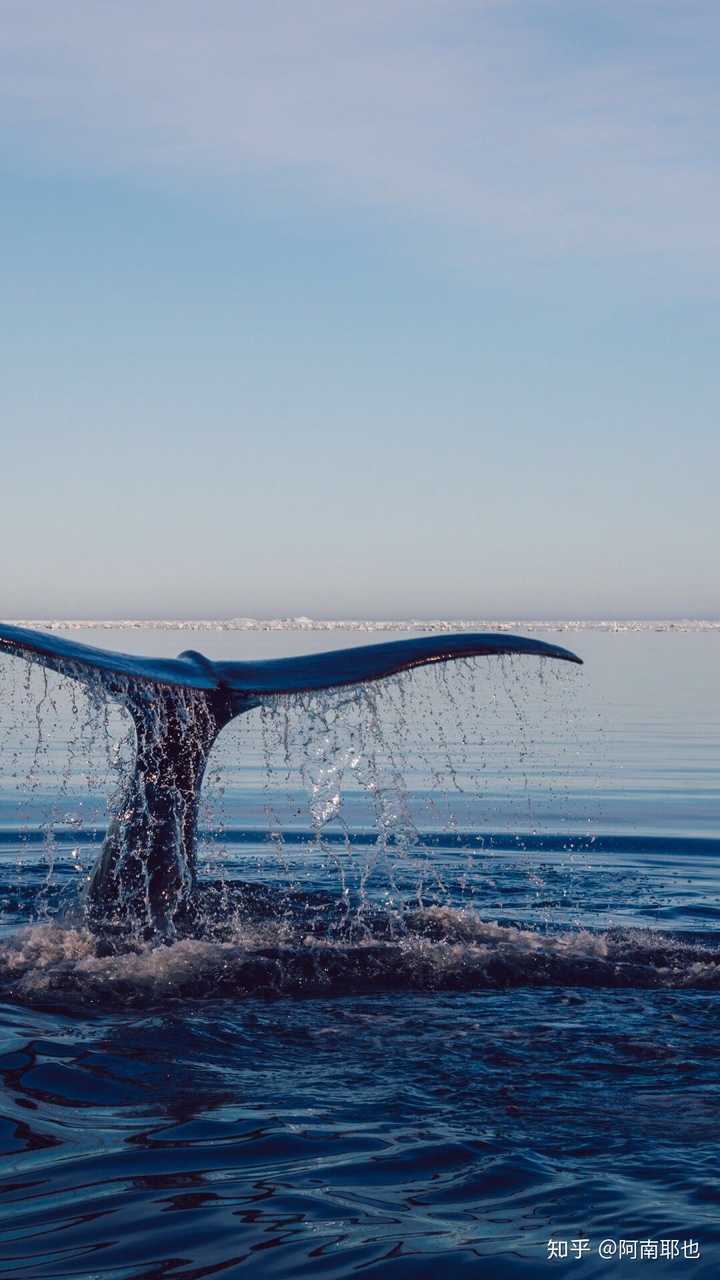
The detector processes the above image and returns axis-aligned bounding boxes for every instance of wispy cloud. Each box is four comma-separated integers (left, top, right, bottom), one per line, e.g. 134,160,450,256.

1,0,718,262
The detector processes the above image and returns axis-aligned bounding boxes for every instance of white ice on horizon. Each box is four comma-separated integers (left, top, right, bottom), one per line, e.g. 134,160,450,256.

5,618,720,633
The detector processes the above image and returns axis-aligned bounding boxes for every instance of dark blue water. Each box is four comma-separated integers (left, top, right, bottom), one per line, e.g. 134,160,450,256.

0,628,718,1276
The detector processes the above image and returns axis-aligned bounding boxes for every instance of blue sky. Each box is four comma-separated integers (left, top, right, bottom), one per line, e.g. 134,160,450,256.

1,1,718,618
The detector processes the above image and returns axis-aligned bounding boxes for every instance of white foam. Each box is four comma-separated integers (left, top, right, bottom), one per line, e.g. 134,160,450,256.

2,912,719,1009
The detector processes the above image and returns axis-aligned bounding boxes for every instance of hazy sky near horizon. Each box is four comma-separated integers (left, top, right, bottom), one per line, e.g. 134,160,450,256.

2,1,718,619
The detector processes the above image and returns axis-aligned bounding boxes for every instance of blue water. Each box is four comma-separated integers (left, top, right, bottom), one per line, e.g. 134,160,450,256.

0,628,718,1276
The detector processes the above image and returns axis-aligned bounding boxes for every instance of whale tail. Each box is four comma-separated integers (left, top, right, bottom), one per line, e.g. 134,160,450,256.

0,623,581,697
0,623,582,938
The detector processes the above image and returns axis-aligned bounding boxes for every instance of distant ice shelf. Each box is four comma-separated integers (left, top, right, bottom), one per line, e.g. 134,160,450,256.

4,619,720,634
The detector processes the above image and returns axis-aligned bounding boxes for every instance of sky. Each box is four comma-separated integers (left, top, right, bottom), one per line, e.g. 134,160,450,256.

1,0,718,620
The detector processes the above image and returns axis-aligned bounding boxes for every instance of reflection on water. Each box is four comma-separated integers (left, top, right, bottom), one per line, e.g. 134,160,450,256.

2,990,719,1278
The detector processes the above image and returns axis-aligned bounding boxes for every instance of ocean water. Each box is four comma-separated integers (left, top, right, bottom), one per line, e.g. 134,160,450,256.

0,627,718,1277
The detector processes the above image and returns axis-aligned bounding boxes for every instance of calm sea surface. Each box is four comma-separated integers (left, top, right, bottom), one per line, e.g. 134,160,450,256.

0,628,718,1278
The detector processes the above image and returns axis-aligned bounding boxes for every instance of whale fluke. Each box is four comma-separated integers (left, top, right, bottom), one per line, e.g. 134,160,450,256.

0,623,220,691
0,623,583,939
212,632,583,693
0,624,581,695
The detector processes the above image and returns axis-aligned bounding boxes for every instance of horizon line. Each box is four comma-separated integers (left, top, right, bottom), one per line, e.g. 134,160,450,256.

4,617,720,630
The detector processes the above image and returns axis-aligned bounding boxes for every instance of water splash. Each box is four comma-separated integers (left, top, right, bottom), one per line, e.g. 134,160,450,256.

0,647,599,1001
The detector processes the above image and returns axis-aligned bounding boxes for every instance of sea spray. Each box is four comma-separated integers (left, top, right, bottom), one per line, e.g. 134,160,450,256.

0,646,599,1002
